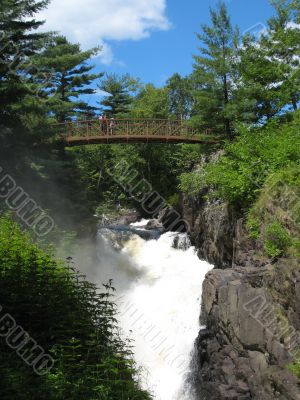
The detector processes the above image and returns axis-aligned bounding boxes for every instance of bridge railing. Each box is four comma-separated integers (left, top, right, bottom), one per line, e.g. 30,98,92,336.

53,119,213,140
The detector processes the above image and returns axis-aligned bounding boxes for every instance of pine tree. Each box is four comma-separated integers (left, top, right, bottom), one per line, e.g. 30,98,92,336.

98,73,139,117
192,2,240,138
239,0,299,122
31,35,102,122
239,35,283,122
267,0,300,111
0,0,50,132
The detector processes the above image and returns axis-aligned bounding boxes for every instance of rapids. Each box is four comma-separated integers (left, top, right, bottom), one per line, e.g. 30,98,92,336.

87,221,213,399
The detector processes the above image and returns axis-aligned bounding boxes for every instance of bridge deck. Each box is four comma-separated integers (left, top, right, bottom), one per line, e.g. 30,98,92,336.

54,119,220,145
65,135,218,145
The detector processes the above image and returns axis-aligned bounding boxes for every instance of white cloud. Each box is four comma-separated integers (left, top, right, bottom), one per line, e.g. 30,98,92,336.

287,22,300,29
97,40,114,65
92,88,112,97
39,0,171,64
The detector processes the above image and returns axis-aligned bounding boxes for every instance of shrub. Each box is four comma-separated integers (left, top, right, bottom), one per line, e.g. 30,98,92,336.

179,169,207,196
288,360,300,380
167,193,180,206
0,215,151,400
246,214,261,239
179,112,300,208
263,222,292,258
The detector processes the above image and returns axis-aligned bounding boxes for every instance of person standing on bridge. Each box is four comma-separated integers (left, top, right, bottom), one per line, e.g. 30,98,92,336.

99,113,108,134
109,117,116,135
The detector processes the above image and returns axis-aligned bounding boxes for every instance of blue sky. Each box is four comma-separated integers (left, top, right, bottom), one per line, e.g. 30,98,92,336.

40,0,276,106
102,0,274,85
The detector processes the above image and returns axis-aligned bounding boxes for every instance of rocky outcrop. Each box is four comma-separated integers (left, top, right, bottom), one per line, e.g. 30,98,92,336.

182,193,238,268
192,264,300,399
184,198,300,399
99,209,141,226
180,156,300,398
182,193,271,269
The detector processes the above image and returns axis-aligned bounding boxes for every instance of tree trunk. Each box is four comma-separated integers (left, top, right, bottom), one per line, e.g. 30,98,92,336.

223,73,233,139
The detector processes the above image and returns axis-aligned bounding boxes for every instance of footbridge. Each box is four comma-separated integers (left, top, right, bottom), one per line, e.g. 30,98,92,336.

54,119,220,145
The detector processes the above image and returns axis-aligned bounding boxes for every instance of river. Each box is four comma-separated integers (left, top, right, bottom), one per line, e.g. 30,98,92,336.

82,219,213,399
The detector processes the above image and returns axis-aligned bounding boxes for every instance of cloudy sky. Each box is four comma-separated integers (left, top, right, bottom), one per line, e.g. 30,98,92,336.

39,0,274,97
39,0,171,65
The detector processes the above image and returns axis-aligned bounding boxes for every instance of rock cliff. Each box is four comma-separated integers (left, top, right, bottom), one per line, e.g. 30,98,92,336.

183,194,300,399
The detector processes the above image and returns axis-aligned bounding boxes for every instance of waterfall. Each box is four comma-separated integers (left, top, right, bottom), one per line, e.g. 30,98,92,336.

84,221,213,399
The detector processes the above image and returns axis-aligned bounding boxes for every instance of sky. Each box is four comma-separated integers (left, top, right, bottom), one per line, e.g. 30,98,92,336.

39,0,275,104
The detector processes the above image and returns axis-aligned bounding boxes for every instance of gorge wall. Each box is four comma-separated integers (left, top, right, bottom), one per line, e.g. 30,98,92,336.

181,194,300,399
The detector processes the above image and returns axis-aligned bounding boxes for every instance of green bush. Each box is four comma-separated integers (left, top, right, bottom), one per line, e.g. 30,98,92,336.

0,215,151,400
166,193,180,207
292,239,300,257
288,360,300,380
263,222,292,258
246,214,261,239
179,112,300,208
245,164,300,258
265,165,300,224
71,142,204,212
179,169,207,196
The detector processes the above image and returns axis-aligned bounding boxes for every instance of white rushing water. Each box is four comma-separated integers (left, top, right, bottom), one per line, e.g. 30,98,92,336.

86,223,213,400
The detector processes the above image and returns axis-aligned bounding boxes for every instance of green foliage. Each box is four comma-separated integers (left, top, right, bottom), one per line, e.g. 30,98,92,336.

70,142,204,215
0,0,50,142
166,193,180,207
1,0,299,149
191,113,300,207
191,2,240,137
240,0,300,122
179,114,300,265
166,73,194,120
246,215,261,239
31,35,102,122
267,163,300,187
131,84,169,119
263,221,292,257
179,169,207,196
0,215,151,400
288,359,300,379
245,163,300,259
267,0,300,112
99,73,140,117
189,0,299,135
0,2,103,145
0,146,97,234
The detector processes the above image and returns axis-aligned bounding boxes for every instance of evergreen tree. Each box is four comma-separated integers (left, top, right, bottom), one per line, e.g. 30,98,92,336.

0,0,50,134
31,35,102,122
291,0,300,18
238,35,283,122
267,0,299,111
99,73,139,117
192,2,240,138
239,0,299,121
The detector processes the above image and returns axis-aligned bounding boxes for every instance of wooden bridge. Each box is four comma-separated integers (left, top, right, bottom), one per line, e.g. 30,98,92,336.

54,119,220,145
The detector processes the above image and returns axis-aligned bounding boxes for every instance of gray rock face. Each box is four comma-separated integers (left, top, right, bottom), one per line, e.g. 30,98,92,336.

99,209,141,226
145,219,164,231
182,192,239,268
191,266,300,399
181,186,300,399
